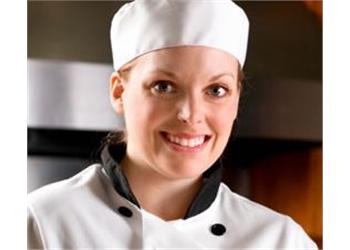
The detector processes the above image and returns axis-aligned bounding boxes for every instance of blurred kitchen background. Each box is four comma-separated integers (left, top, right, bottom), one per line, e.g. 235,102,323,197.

28,0,322,248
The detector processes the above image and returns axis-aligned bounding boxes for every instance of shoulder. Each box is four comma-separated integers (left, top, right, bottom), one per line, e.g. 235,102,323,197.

28,163,108,214
27,163,120,248
217,183,288,221
216,183,318,249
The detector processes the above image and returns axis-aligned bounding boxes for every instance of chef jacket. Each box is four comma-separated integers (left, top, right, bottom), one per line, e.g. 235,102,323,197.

28,144,318,249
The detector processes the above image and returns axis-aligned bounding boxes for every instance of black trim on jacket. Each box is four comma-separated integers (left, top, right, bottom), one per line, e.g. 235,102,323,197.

101,144,222,218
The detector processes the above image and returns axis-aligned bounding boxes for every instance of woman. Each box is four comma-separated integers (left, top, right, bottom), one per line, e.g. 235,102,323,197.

28,0,318,249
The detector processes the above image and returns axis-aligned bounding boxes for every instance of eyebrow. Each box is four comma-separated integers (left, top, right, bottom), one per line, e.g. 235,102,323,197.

148,69,177,78
148,69,236,81
209,73,236,81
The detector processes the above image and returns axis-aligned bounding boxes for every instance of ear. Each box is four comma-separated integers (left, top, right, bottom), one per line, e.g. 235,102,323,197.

109,71,125,115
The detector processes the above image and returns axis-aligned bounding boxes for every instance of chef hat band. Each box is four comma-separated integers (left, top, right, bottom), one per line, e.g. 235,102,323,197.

110,0,249,71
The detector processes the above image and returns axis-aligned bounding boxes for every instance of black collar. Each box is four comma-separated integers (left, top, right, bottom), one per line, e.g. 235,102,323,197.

101,144,222,219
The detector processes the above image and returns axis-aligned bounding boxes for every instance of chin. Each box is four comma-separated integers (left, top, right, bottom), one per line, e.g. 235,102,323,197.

159,160,210,180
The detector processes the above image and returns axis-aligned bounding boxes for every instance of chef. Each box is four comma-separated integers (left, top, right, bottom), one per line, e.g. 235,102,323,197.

28,0,318,249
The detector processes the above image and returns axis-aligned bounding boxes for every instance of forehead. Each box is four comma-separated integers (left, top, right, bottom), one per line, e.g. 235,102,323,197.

131,46,239,77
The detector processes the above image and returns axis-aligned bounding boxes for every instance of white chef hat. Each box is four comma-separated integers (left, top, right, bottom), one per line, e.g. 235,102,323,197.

110,0,249,71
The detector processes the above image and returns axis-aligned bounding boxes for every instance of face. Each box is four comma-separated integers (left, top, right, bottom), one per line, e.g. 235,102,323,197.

110,46,240,180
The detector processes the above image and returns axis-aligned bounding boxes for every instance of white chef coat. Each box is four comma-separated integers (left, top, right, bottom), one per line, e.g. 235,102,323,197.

28,146,318,250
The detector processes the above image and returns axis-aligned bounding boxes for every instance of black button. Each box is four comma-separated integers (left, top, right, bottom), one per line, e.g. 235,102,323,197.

210,223,226,236
118,206,133,217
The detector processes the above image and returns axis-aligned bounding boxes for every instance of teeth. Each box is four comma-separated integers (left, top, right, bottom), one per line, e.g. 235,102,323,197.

180,138,188,147
166,134,205,148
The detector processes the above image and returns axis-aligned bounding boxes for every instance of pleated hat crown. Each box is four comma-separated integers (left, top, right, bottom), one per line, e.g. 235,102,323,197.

110,0,249,71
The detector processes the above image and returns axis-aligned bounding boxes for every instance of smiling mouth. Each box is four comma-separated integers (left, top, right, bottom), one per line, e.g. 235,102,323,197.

160,132,211,151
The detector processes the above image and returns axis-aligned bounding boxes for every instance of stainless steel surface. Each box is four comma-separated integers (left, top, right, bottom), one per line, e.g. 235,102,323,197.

28,59,124,131
27,155,91,193
28,59,321,141
28,1,322,141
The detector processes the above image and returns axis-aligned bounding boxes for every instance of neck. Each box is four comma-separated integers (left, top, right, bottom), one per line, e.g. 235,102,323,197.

120,155,203,221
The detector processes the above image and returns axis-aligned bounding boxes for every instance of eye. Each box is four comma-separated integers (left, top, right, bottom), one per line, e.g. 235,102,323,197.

207,85,228,97
151,80,175,94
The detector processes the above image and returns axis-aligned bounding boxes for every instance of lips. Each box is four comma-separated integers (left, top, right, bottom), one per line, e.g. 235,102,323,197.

160,132,211,151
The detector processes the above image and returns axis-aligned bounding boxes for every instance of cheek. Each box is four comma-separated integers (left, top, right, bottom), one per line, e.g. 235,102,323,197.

123,92,170,133
212,99,239,138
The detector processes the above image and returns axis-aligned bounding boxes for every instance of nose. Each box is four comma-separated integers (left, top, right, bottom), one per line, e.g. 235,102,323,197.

177,94,204,125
